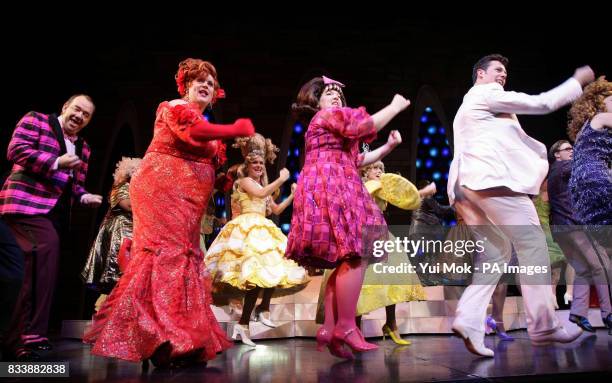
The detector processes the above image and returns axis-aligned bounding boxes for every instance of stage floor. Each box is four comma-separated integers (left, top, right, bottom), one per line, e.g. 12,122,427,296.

15,329,612,382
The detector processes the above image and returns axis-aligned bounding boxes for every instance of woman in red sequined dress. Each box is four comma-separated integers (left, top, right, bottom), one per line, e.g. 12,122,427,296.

83,58,254,366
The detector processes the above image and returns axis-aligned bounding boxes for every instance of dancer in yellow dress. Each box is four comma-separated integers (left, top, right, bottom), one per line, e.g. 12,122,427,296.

356,161,433,344
316,160,435,344
205,134,309,346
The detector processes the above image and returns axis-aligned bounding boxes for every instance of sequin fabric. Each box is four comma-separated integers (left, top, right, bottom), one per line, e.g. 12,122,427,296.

83,101,232,362
81,182,133,293
569,122,612,225
286,107,387,269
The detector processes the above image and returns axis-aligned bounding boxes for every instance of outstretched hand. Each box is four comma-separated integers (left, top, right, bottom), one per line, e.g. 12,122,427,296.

279,168,290,182
82,193,103,207
234,118,256,137
573,66,595,87
421,182,437,197
390,94,411,113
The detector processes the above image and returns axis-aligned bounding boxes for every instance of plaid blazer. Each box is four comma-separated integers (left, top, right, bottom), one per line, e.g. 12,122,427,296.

0,112,91,215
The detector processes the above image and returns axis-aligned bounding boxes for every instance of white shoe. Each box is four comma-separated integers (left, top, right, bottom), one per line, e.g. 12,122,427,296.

452,322,494,357
257,311,277,328
231,324,256,347
564,292,573,305
531,326,582,346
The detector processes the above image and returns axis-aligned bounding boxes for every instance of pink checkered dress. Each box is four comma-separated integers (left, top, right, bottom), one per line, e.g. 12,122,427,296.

286,107,387,269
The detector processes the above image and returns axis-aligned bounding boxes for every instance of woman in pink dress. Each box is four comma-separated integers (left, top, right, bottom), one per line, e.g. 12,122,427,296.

83,58,254,367
286,76,410,358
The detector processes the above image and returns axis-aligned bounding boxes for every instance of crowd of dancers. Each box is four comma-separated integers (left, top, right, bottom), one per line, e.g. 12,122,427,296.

0,55,610,366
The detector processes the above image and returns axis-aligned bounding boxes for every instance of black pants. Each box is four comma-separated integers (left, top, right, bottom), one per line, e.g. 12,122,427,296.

0,218,24,338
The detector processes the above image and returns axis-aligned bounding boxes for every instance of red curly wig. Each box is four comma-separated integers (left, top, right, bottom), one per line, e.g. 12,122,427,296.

175,58,225,103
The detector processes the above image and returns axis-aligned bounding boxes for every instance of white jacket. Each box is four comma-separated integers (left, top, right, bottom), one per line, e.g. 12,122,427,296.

447,78,582,204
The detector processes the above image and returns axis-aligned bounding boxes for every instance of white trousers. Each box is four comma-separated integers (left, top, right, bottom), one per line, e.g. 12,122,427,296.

453,184,559,337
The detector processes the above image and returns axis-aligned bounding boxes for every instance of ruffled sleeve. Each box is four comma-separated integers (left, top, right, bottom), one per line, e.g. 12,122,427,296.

364,180,382,195
160,102,208,147
316,107,377,142
378,173,421,210
158,101,255,145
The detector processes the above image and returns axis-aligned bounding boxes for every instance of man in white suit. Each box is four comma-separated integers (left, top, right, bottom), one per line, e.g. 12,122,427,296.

447,54,594,357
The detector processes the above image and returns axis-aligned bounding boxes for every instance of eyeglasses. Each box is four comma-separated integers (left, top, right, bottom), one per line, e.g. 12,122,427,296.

556,147,573,152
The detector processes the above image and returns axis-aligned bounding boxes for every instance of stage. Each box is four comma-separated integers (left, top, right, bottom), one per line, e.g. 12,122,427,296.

16,329,612,382
63,277,608,341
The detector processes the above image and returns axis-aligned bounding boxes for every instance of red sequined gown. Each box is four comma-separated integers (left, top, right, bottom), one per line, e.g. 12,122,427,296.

84,101,251,362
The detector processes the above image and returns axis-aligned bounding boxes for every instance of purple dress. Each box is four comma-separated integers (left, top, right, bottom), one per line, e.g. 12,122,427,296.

286,107,387,269
569,122,612,226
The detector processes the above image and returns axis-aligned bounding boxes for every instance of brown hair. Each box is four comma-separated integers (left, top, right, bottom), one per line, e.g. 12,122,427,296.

472,54,509,84
291,77,347,120
548,140,571,162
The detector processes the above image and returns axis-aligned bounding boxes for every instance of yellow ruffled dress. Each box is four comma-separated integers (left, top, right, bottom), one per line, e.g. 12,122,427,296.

356,173,426,315
205,188,309,290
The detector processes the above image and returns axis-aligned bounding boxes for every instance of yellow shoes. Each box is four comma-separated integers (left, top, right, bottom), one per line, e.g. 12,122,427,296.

382,324,411,345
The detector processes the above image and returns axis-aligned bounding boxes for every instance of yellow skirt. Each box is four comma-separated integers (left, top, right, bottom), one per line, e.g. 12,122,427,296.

356,231,425,315
315,232,425,322
205,213,309,290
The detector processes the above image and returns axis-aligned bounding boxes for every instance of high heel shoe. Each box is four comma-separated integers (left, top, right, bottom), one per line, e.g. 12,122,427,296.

316,327,353,359
485,316,514,341
316,327,332,352
382,324,410,345
256,310,277,328
332,327,378,353
231,324,256,347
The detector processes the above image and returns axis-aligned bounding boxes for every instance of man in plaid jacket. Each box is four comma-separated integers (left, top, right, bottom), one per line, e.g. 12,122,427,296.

0,94,102,360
